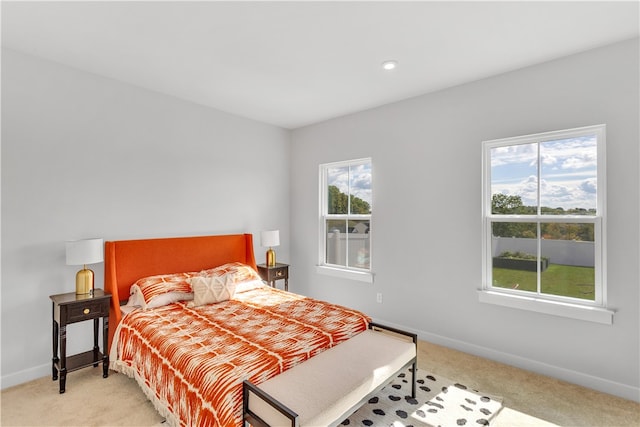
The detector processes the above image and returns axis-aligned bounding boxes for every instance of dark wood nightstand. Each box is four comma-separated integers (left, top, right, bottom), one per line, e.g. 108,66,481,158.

257,263,289,291
50,289,110,393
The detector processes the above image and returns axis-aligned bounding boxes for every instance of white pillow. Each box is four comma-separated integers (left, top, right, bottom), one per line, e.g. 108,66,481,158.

235,279,266,294
129,284,193,310
188,273,236,307
126,286,145,307
121,290,143,315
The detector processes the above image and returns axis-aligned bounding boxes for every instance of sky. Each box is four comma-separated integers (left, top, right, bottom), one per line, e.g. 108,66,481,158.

490,135,597,211
326,136,597,214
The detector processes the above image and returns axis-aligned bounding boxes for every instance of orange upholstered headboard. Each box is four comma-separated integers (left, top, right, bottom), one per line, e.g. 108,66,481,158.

104,233,256,348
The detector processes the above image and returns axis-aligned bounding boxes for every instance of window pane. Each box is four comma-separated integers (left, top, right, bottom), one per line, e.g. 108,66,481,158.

541,223,595,300
491,222,538,293
540,136,597,215
490,143,537,214
326,220,371,268
327,166,349,214
349,163,372,214
347,220,370,269
326,219,346,266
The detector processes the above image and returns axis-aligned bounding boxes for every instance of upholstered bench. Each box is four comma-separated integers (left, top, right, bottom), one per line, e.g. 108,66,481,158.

243,323,417,427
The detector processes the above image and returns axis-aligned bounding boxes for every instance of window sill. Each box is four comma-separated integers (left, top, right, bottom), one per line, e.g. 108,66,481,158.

478,290,614,325
316,265,374,283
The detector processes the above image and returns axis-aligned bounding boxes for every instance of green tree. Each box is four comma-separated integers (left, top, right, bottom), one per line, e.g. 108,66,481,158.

492,194,529,214
328,185,370,214
349,194,371,214
491,194,536,237
541,223,594,242
492,194,594,241
328,185,347,214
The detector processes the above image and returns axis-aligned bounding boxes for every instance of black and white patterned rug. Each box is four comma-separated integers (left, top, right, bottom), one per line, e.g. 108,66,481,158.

341,368,503,427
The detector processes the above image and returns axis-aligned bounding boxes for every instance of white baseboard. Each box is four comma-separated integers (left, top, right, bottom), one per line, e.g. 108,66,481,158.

1,363,50,390
372,317,640,403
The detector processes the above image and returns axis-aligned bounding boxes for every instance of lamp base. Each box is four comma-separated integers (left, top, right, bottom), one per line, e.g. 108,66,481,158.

76,268,94,295
266,248,276,267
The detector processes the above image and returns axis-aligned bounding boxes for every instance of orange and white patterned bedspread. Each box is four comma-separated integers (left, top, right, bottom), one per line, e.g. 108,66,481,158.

110,286,370,427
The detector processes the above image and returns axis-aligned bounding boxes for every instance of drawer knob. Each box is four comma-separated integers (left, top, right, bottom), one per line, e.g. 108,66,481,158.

276,271,283,277
83,308,90,315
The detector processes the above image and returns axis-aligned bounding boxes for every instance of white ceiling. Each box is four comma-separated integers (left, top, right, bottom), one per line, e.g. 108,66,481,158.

2,1,638,129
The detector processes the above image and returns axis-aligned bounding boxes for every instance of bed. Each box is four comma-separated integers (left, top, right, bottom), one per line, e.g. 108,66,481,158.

104,234,370,427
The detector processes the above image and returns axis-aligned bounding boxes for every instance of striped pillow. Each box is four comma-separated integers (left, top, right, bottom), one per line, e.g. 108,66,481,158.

131,272,196,310
200,262,262,284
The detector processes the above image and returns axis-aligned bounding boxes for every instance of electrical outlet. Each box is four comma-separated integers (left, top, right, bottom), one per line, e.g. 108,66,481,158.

376,293,383,304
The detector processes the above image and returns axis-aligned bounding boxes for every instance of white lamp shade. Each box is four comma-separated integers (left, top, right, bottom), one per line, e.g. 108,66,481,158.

66,238,104,266
260,230,280,247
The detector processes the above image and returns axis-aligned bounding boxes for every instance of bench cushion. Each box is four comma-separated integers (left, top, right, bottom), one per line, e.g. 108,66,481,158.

247,329,416,426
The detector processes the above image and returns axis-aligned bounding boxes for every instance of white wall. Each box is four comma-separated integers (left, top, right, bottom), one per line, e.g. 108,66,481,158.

290,39,639,401
1,49,291,388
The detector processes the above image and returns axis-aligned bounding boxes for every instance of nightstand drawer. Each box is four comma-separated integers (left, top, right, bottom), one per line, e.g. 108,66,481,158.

256,263,289,291
273,268,287,278
66,300,108,323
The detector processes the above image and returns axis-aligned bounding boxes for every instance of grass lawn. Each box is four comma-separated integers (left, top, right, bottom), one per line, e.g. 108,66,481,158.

492,264,595,300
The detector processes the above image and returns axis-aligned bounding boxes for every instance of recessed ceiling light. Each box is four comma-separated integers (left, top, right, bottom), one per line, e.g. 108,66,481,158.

381,60,398,71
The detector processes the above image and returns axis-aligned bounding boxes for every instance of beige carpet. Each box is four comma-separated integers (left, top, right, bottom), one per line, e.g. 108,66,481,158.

1,367,163,427
1,340,638,426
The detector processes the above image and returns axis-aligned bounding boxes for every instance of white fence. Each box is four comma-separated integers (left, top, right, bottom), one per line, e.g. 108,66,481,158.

492,236,594,267
327,231,370,268
327,233,594,268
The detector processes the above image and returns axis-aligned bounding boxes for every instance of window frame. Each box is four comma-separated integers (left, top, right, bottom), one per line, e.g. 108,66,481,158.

480,125,613,324
317,158,374,283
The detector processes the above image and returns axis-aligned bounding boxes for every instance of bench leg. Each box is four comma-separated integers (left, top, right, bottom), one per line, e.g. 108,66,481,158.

243,380,299,427
411,362,416,398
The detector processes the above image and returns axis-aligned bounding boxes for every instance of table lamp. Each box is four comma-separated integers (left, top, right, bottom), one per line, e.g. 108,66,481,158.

260,230,280,267
66,238,104,295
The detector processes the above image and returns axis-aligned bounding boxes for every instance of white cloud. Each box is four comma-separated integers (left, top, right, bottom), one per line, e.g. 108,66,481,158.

580,178,597,194
491,136,597,210
494,176,596,210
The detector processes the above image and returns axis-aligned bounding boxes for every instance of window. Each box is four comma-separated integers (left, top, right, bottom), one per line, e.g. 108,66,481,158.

481,125,613,324
318,158,373,282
